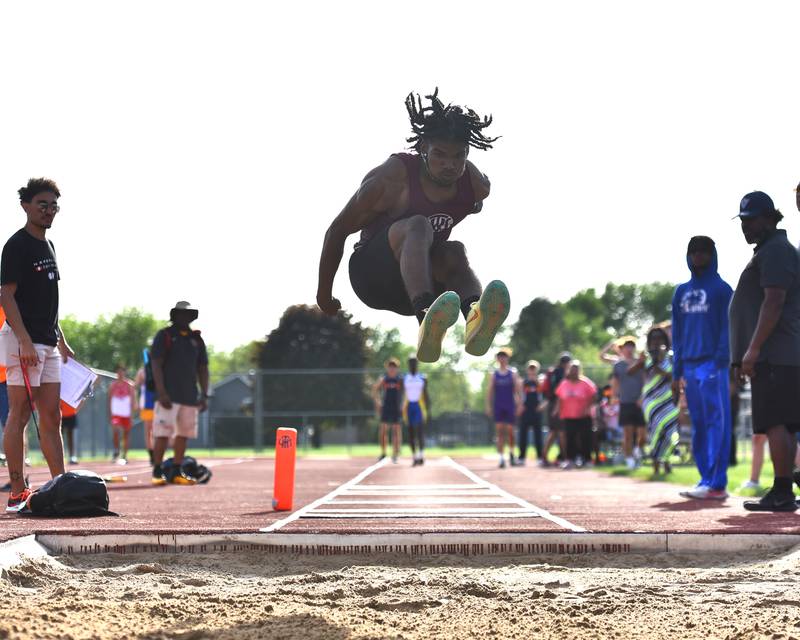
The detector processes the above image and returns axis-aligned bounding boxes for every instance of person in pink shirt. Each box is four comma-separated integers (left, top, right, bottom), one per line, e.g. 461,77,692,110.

554,360,598,468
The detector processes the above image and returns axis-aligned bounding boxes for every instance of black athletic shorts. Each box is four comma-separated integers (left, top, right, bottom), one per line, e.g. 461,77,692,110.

751,362,800,434
61,416,77,430
619,402,645,428
519,411,541,428
380,405,401,424
349,227,415,316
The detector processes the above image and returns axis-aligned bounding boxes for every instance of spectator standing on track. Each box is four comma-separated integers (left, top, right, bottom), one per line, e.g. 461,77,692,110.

486,348,522,468
601,337,646,469
0,305,7,466
628,327,680,475
150,301,209,486
403,357,429,467
517,360,543,466
60,400,79,464
672,235,733,501
135,353,157,465
597,381,621,463
728,192,800,512
541,353,571,466
1,178,75,512
373,358,403,463
109,365,136,465
553,360,597,468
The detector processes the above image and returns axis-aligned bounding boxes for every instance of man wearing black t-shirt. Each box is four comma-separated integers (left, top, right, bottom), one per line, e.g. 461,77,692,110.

0,178,74,512
150,301,210,485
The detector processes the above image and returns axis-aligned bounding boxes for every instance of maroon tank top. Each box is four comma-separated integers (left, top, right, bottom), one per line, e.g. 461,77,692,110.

356,152,477,249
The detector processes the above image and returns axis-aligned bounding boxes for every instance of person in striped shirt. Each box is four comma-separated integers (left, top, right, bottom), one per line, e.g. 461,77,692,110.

629,326,680,474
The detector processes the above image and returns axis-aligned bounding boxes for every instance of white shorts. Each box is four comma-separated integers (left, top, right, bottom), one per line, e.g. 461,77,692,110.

0,324,61,387
153,402,198,439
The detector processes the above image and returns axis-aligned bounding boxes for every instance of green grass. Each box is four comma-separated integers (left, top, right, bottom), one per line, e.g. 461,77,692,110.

600,451,774,497
14,443,775,497
17,445,498,465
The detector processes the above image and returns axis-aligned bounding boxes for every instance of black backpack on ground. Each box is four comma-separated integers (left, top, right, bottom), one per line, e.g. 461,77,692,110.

161,456,212,484
24,471,117,517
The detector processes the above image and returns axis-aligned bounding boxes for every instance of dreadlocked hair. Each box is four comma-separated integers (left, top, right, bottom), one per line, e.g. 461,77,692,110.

405,88,499,152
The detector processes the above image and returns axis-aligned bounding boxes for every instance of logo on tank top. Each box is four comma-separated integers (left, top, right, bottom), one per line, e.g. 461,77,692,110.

429,213,454,233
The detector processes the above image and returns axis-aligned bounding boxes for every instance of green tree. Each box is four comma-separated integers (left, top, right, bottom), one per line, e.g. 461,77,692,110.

365,326,415,369
207,341,259,380
255,305,371,413
60,307,162,373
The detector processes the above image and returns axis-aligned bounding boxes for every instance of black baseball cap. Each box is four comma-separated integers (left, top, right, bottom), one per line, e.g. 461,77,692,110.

738,191,776,219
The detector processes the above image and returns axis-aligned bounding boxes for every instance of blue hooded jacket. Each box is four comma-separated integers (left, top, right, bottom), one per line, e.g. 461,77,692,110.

671,245,733,378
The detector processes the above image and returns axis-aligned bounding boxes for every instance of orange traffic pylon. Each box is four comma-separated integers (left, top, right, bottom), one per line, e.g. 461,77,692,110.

272,428,297,511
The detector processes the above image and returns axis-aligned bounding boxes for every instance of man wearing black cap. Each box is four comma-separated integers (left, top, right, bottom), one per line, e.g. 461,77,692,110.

730,192,800,512
150,301,209,485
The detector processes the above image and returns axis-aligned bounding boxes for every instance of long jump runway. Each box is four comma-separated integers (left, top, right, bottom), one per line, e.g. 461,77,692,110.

3,456,800,557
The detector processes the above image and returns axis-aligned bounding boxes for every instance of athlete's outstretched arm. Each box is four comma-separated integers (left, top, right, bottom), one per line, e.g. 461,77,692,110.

316,170,390,316
466,161,491,214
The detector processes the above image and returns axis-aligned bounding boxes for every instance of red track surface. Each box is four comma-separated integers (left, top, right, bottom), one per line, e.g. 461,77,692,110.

1,456,798,543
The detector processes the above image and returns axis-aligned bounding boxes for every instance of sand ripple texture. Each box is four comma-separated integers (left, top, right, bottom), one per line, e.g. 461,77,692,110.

2,546,800,639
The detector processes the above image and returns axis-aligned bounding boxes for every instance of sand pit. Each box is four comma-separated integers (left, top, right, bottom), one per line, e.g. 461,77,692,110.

2,546,800,639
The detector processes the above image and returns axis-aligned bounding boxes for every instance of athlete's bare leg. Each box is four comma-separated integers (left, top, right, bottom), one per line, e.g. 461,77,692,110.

431,241,481,304
388,215,435,305
391,423,401,459
379,423,388,457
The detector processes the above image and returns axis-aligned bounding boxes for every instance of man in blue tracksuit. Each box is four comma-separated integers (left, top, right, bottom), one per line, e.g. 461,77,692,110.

671,236,733,500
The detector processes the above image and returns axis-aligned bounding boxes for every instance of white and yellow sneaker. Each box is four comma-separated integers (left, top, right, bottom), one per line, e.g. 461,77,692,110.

464,280,510,356
416,291,460,363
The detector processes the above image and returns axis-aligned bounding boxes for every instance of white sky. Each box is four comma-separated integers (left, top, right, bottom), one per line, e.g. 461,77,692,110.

1,1,799,352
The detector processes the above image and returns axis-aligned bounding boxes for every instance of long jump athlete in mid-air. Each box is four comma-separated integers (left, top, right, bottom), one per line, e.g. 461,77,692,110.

316,89,510,362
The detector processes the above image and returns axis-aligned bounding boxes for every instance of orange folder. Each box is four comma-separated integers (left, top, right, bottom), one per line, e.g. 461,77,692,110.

272,428,297,511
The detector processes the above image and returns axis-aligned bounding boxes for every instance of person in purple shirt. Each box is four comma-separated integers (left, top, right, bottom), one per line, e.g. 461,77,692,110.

486,347,523,468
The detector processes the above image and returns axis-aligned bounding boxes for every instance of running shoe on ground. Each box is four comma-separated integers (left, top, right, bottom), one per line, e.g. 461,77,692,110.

117,458,128,466
744,489,798,512
391,456,398,464
560,460,574,470
706,489,728,500
378,453,386,462
168,467,197,486
151,465,167,486
499,458,506,469
417,291,460,363
739,480,762,491
68,456,79,465
680,485,711,499
464,280,510,357
6,487,32,513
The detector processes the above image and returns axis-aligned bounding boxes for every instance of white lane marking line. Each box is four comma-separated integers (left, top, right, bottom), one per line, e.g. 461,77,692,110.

350,484,480,490
340,491,495,497
261,457,390,532
300,512,542,519
310,508,541,514
442,457,587,533
333,499,516,505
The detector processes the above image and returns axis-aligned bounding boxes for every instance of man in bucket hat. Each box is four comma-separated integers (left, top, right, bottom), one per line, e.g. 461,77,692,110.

150,301,209,485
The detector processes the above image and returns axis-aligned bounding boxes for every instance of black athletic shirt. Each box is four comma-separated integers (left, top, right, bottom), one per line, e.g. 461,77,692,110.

151,326,209,406
523,379,540,414
381,375,401,411
0,229,60,346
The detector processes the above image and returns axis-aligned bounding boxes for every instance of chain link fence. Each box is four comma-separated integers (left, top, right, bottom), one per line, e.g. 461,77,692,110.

16,366,752,460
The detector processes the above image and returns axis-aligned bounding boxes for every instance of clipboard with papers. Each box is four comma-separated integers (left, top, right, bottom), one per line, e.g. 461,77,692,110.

60,358,98,408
